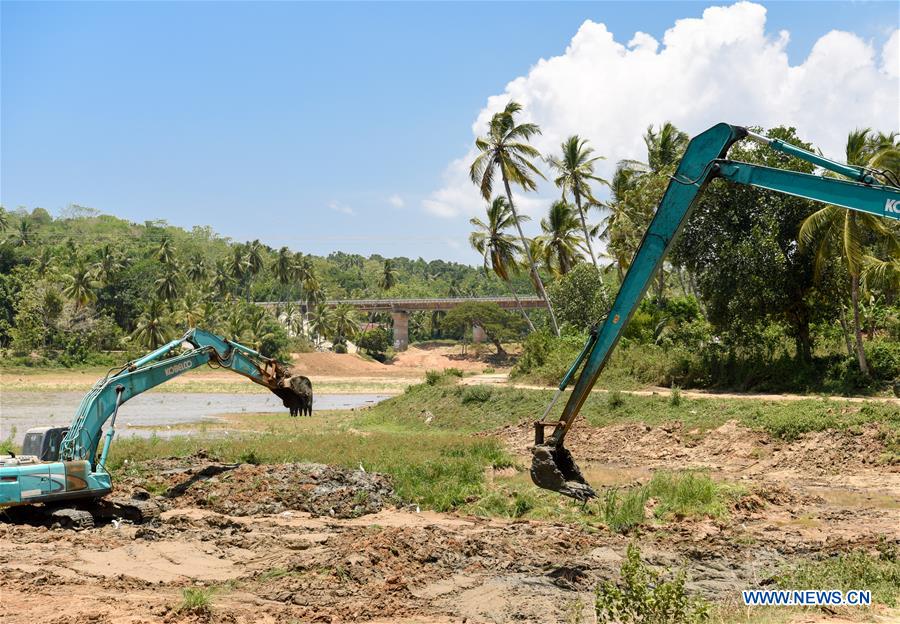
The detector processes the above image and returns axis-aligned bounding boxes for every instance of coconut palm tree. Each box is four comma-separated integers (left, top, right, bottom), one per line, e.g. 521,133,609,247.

13,218,32,247
175,291,205,327
272,247,294,302
547,135,607,268
469,101,559,335
379,259,398,292
245,240,265,280
309,304,333,347
469,196,535,331
185,253,209,284
228,246,248,295
536,200,585,276
331,303,359,346
93,245,124,286
63,258,99,309
156,237,177,267
155,264,183,302
131,299,170,349
799,128,900,376
211,260,234,299
0,207,8,232
644,122,689,173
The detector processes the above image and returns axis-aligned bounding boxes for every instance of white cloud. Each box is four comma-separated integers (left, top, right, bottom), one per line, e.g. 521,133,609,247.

388,194,405,208
423,2,899,220
328,200,355,215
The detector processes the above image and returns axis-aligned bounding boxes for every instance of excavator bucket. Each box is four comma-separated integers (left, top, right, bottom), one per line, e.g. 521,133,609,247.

272,375,313,417
530,444,596,501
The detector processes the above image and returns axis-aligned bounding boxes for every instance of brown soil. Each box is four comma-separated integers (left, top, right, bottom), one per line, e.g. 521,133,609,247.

2,425,898,623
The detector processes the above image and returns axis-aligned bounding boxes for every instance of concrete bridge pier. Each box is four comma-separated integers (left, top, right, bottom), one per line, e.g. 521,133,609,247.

391,311,409,351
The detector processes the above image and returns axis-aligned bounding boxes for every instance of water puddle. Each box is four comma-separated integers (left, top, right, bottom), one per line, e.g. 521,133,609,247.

0,391,391,444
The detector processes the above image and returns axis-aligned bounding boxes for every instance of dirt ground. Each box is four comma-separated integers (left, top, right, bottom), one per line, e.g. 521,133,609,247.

1,419,897,624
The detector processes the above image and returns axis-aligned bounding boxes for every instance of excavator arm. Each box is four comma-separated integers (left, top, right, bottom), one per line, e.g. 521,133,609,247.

531,123,900,500
60,328,312,465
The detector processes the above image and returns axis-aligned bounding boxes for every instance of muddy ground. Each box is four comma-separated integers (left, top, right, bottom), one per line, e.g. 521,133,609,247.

1,420,898,624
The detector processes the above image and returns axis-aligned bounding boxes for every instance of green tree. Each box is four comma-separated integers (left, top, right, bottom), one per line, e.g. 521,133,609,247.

536,200,585,276
379,259,398,292
799,128,900,376
13,218,32,247
185,253,209,283
155,265,183,302
469,101,560,335
94,245,124,286
547,135,606,269
441,301,526,356
357,327,391,359
331,303,359,345
0,207,8,232
63,258,99,310
309,304,333,346
245,239,265,280
131,299,170,349
175,291,205,327
211,260,234,298
156,237,177,266
469,196,535,331
644,122,690,173
548,263,611,332
272,246,294,301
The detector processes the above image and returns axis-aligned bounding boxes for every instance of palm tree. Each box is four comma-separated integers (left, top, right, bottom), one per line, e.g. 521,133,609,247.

643,122,689,173
273,247,294,302
131,299,170,349
469,101,559,335
211,260,234,299
379,259,398,292
13,218,32,247
799,128,900,376
156,237,177,267
309,304,333,346
547,135,606,268
536,200,585,276
0,207,8,232
155,264,182,302
185,253,209,283
228,246,248,295
94,245,124,286
331,303,359,346
469,196,535,331
245,240,265,280
63,258,99,309
175,291,205,327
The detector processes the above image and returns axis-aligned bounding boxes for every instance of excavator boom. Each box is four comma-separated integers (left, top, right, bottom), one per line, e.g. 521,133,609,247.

531,123,900,500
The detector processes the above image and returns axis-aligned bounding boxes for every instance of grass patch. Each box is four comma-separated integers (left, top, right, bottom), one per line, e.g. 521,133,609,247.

776,547,900,607
178,587,214,613
359,381,899,441
646,471,740,520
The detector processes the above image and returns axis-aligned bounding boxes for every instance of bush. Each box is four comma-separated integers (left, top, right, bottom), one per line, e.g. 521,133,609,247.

357,327,391,359
776,548,900,607
547,263,611,332
461,385,492,405
178,587,213,613
425,370,443,386
595,544,710,624
868,339,900,383
333,343,347,354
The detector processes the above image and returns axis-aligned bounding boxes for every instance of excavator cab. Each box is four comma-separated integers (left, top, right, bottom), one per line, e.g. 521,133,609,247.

20,427,69,461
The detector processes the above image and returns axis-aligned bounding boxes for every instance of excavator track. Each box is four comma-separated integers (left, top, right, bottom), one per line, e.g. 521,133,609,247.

96,495,161,523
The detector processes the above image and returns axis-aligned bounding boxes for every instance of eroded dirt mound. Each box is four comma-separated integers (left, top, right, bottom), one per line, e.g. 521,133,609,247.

121,458,397,519
493,419,893,477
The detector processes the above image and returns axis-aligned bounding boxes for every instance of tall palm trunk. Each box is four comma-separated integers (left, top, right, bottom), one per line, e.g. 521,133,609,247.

573,190,598,269
850,273,870,376
501,172,560,336
838,306,854,358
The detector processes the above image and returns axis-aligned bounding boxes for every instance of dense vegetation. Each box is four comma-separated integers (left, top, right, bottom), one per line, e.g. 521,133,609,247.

1,108,897,394
0,206,519,364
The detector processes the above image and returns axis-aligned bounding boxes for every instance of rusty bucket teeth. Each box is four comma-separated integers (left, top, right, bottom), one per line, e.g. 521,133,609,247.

530,444,596,501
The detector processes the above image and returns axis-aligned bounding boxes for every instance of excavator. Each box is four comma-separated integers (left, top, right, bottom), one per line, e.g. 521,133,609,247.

0,328,313,528
530,122,900,501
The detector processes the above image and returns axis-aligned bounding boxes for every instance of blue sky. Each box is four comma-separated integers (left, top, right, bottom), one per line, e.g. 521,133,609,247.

2,1,898,264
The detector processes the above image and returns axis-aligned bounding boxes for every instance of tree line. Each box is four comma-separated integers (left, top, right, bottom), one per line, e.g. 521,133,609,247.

467,102,898,384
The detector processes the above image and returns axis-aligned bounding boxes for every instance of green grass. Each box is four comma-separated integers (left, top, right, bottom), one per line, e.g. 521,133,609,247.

109,427,512,512
359,382,899,441
178,587,214,613
776,547,900,607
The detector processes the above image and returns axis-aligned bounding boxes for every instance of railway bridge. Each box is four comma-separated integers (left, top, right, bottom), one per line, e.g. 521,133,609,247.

258,296,543,350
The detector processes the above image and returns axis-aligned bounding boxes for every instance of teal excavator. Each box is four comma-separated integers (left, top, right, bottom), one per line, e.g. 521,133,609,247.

0,328,312,527
531,123,900,500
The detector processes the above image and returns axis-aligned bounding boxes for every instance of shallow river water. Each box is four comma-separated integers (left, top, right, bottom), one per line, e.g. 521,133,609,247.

0,392,390,444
